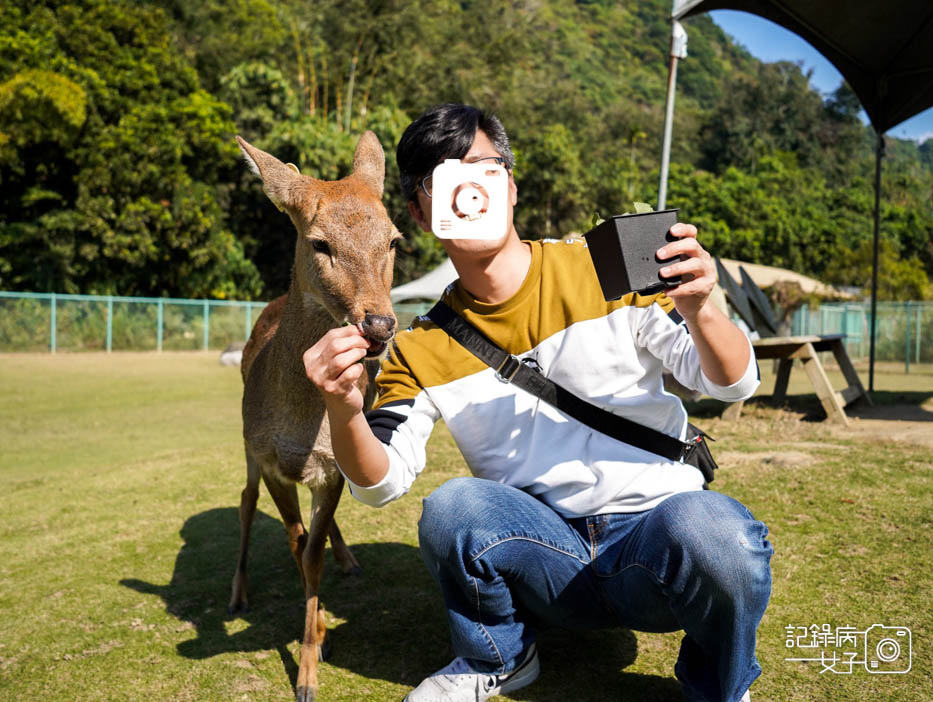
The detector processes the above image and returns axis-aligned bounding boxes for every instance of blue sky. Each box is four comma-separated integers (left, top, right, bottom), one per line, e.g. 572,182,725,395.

708,10,933,144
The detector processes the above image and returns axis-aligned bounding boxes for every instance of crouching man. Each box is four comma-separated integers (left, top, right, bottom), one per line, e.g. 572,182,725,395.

303,103,772,702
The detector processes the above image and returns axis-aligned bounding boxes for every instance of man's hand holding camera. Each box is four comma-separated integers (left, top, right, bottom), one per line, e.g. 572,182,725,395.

656,222,716,323
653,222,750,387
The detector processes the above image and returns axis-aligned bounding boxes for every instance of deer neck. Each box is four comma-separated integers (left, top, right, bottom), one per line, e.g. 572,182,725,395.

269,280,336,375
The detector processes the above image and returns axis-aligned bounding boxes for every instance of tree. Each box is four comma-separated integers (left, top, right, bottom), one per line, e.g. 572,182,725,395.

218,62,300,140
513,124,587,238
0,0,261,297
698,61,825,174
3,0,930,300
149,0,289,94
833,239,931,301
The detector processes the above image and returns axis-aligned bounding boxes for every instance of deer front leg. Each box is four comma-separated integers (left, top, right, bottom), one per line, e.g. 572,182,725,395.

295,483,342,702
228,449,261,614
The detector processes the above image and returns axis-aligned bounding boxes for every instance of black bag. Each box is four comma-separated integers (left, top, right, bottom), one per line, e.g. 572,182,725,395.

427,301,721,486
684,423,718,486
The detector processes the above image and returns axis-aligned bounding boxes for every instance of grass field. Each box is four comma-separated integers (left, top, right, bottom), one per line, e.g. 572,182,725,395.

0,352,930,701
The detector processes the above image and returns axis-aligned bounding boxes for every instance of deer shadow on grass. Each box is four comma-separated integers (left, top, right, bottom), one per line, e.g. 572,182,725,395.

120,508,306,666
120,507,683,701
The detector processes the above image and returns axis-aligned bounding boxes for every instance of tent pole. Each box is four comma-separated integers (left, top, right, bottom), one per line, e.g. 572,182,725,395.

658,20,687,211
868,132,884,393
658,55,678,210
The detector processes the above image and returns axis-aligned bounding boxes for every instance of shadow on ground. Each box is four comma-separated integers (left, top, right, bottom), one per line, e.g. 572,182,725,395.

844,391,933,422
686,390,933,424
120,507,683,701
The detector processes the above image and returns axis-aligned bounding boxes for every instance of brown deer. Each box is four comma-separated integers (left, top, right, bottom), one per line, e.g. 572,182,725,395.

230,132,399,702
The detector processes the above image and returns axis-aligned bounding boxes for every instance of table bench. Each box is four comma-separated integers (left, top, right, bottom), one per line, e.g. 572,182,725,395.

722,333,871,426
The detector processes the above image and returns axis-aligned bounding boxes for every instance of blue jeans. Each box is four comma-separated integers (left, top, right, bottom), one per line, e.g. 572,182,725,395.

417,478,773,702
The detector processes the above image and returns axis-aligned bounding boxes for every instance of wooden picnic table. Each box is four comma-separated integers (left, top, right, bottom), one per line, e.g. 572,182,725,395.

722,333,870,426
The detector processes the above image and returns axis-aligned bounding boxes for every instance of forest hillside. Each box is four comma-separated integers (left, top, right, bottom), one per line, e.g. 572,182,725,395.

1,0,930,300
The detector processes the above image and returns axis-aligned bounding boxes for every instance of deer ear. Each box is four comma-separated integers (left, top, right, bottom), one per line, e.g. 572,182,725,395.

236,135,304,213
351,130,385,199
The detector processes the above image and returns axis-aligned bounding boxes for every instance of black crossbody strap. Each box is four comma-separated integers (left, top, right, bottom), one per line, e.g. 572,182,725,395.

426,301,691,463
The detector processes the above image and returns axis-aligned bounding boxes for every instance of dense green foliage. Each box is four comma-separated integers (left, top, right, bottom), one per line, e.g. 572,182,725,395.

1,0,931,299
0,0,263,298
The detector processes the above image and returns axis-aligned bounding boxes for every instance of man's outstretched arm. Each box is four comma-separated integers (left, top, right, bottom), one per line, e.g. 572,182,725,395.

658,223,752,386
303,325,389,487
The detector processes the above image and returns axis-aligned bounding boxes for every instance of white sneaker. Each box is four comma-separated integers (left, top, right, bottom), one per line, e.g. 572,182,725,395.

740,690,751,702
403,644,540,701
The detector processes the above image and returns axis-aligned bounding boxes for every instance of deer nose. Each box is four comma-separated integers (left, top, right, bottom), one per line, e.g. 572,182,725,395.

362,313,396,342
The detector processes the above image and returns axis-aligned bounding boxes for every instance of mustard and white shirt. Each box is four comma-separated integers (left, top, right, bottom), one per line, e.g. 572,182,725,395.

343,238,759,517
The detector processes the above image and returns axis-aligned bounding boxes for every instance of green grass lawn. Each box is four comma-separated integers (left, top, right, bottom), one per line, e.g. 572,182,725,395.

0,352,929,701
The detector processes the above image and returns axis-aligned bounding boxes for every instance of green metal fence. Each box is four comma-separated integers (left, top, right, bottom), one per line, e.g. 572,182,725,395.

791,300,933,370
0,292,269,352
6,291,925,364
0,291,432,353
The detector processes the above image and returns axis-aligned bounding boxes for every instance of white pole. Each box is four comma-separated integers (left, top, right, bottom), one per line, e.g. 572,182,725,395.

868,134,883,392
658,20,687,211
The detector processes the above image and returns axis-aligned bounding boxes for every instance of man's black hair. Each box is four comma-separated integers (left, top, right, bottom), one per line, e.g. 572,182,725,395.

396,103,515,202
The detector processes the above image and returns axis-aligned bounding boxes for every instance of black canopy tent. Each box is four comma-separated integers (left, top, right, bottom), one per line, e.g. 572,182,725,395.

659,0,933,392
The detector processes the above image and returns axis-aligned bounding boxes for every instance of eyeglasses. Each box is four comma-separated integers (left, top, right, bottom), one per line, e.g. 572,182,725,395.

418,156,509,198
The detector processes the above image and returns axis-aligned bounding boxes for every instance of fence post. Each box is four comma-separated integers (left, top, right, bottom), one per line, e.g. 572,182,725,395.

203,300,210,351
862,304,868,362
157,299,163,352
106,295,113,353
904,301,911,374
245,303,252,340
917,303,922,364
50,292,57,353
841,304,848,356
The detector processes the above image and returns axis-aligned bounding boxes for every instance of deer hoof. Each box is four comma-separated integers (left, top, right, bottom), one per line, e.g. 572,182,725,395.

227,601,249,615
227,593,249,614
227,589,249,614
295,685,317,702
229,574,249,613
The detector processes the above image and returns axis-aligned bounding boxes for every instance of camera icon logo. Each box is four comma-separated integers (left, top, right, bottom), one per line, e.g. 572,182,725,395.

431,159,509,241
864,625,911,673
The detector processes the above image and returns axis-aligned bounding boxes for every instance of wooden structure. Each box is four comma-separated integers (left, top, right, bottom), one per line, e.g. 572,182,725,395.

723,334,870,426
716,259,870,426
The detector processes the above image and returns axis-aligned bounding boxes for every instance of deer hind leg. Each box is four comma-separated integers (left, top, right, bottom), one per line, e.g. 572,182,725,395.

260,471,308,589
228,447,262,614
328,514,361,576
295,479,343,702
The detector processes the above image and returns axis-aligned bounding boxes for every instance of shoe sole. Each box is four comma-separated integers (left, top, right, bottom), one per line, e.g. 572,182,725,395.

498,649,540,694
401,647,540,701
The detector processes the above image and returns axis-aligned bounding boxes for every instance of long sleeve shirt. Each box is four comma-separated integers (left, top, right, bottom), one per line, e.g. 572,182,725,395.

342,238,759,517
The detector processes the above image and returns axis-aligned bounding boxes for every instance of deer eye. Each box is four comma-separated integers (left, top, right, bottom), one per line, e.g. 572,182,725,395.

389,238,400,250
311,239,331,255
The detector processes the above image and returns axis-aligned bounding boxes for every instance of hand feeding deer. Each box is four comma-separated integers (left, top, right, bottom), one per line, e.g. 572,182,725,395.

230,132,399,702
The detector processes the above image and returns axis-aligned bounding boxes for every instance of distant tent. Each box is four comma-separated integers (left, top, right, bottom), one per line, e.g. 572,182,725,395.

390,258,458,303
660,0,933,392
717,259,853,300
671,1,933,134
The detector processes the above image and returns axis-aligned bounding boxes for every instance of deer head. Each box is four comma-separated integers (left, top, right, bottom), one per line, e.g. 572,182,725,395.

237,131,400,356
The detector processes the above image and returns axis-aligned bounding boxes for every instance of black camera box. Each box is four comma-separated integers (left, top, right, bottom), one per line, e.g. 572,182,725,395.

583,208,682,300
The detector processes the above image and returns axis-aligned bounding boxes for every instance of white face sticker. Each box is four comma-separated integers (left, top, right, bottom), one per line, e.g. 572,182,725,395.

431,159,508,240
